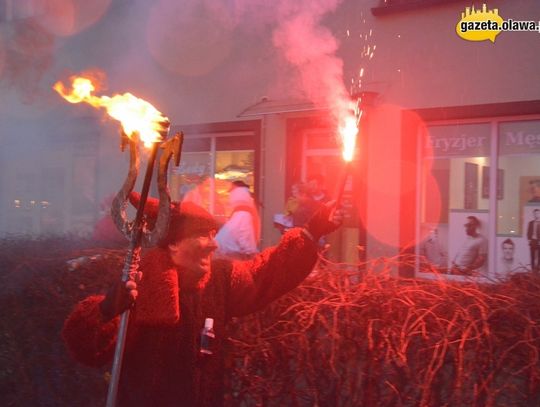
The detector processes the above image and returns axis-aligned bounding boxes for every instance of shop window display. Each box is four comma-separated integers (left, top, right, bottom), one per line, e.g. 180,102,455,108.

417,118,540,281
418,122,491,280
495,120,540,277
169,135,255,225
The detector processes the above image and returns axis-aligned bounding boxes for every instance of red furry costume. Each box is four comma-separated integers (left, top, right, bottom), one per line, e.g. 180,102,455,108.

63,228,318,406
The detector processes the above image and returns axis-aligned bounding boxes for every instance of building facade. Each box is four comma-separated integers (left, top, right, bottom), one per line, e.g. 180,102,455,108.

1,0,539,281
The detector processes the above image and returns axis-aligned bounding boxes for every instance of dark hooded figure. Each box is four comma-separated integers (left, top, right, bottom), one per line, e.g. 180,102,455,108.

63,192,343,407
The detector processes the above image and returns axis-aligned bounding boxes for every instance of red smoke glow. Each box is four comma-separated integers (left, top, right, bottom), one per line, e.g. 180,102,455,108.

272,1,354,133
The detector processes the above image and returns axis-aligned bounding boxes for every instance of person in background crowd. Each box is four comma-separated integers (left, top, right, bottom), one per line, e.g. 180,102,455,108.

274,181,320,235
284,182,303,218
273,183,302,235
215,181,260,260
307,175,332,249
288,182,319,228
63,191,344,407
307,174,330,205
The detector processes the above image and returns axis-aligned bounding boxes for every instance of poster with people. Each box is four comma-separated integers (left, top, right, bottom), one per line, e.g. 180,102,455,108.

448,210,489,278
492,204,540,280
494,236,528,280
523,204,540,273
418,223,449,273
517,177,540,235
420,207,540,281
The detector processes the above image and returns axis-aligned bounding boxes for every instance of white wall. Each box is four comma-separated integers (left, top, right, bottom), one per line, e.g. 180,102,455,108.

260,115,288,247
340,0,540,109
365,103,401,259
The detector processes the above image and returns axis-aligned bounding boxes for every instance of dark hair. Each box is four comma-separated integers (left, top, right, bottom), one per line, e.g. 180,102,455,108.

465,216,481,227
501,238,514,248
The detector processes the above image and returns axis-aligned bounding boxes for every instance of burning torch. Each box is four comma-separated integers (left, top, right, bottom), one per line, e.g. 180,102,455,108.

54,75,183,407
334,102,362,206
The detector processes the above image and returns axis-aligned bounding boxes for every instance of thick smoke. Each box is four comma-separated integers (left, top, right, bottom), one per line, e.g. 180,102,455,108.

0,19,55,101
0,0,354,237
144,0,352,121
270,0,352,123
0,0,113,100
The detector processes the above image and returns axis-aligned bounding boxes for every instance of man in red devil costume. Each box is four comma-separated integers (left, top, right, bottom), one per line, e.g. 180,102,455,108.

63,192,343,407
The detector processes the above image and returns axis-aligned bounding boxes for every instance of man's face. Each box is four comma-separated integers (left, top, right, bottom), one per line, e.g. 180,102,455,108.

502,243,514,260
535,210,540,221
308,179,320,194
465,222,476,236
168,230,218,288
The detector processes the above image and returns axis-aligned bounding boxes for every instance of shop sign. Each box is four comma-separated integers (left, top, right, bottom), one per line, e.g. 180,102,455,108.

498,121,540,155
424,123,491,157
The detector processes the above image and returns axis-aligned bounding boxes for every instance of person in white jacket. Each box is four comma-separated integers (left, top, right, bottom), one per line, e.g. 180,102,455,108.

215,181,260,259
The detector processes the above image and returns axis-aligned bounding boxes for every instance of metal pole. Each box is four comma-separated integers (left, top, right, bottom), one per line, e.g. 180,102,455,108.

106,141,160,407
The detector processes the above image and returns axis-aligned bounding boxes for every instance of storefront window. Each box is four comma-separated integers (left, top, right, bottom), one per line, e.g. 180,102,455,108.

215,150,254,217
170,151,212,202
418,123,491,280
418,117,540,280
169,132,256,224
495,120,540,277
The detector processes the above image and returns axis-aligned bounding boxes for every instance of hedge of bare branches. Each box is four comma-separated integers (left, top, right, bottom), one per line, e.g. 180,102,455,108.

1,239,539,406
0,237,121,407
226,258,540,407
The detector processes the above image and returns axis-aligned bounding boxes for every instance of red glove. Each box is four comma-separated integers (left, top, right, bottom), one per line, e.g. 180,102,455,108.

304,201,343,242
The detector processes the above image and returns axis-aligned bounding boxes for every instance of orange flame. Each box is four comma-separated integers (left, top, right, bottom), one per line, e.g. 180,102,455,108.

53,76,168,147
338,111,360,162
